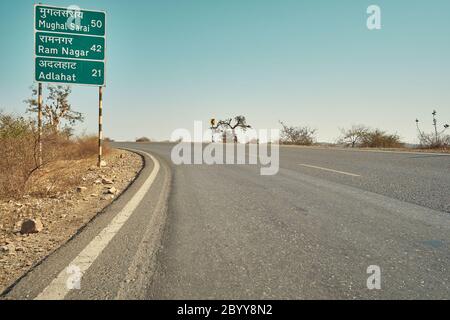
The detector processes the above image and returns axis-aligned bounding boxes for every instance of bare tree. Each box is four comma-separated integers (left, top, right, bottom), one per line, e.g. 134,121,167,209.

218,116,251,143
338,125,369,147
279,121,316,145
26,85,84,134
416,110,449,148
338,125,402,148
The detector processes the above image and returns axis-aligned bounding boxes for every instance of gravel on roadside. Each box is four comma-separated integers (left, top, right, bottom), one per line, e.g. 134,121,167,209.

0,149,143,293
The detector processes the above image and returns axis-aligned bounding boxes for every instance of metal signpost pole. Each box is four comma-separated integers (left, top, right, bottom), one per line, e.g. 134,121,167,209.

98,86,103,167
38,82,43,166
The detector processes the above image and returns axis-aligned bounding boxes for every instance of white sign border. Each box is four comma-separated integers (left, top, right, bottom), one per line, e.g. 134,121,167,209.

34,3,107,87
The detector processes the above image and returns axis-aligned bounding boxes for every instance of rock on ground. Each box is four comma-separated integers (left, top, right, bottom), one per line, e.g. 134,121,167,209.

20,219,43,235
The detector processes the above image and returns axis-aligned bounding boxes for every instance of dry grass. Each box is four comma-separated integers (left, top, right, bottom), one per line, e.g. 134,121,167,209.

0,128,109,200
0,150,143,293
65,135,111,160
0,133,38,198
0,112,111,200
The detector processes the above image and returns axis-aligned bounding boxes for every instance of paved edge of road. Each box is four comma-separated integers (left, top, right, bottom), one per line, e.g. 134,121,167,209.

279,144,450,156
0,148,168,299
120,142,450,156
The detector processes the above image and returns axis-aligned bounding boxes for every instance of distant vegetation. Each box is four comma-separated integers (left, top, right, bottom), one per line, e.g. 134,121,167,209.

277,110,448,151
212,116,251,143
136,137,151,143
279,121,316,146
337,125,403,148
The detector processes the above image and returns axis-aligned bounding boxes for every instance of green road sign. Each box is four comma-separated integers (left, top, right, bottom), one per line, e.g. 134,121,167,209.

36,32,105,61
34,4,106,86
35,5,106,36
35,57,105,86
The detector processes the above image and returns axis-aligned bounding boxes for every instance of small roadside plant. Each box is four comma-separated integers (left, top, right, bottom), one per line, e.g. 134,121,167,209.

416,110,449,149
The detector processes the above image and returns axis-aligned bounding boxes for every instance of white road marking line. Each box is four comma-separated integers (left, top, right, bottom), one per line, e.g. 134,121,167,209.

35,150,160,300
298,164,361,177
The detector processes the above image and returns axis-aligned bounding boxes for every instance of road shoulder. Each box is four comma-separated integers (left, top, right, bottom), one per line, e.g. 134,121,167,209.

1,149,170,300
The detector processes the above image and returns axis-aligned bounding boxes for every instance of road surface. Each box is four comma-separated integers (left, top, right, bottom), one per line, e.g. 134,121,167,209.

3,143,449,299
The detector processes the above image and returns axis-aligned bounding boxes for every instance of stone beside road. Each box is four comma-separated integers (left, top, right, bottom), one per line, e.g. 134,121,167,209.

20,219,44,235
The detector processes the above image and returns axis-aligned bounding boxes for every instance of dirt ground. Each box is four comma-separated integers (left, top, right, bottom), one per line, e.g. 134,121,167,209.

0,149,143,293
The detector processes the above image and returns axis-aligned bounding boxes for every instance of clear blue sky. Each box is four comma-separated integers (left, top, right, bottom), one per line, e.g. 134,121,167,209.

1,0,449,142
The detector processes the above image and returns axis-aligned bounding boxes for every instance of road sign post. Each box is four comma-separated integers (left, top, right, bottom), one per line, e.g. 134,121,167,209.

38,83,43,167
98,87,103,167
34,4,106,166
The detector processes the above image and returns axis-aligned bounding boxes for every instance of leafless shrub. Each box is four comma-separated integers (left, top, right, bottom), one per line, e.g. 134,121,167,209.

338,125,403,148
359,129,403,148
279,121,316,146
337,125,369,147
416,110,449,149
26,85,84,133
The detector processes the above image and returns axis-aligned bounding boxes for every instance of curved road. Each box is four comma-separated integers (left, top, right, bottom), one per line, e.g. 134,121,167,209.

3,143,449,299
134,143,450,299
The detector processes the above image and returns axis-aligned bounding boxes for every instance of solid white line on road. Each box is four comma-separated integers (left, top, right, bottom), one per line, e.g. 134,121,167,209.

298,164,361,177
35,150,160,300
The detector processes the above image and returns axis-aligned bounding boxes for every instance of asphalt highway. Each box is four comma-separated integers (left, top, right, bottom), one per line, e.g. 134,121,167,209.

3,143,449,299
